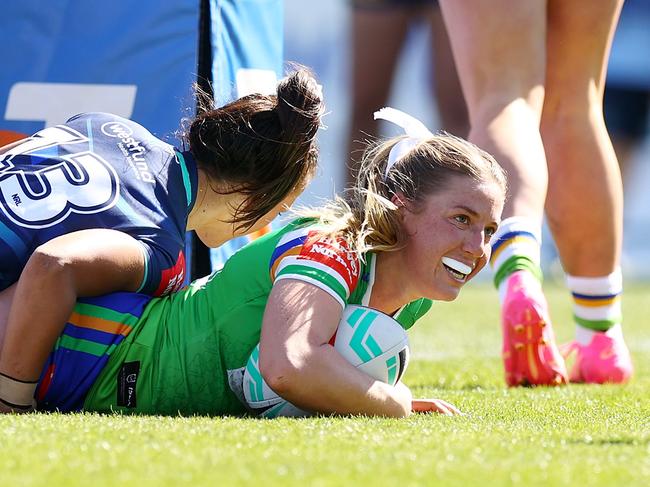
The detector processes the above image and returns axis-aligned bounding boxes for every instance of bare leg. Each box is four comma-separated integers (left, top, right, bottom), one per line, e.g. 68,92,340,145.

428,6,469,138
439,0,568,386
438,0,548,222
347,7,412,187
542,0,624,276
542,0,631,384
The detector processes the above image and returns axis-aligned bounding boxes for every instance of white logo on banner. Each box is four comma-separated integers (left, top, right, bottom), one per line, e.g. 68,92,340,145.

5,82,137,127
236,69,277,98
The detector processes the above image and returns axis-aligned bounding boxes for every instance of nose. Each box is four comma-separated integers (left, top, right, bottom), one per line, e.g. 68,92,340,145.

464,229,489,259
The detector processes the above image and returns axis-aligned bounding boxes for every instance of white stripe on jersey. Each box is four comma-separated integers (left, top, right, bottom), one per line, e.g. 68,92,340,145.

274,274,346,308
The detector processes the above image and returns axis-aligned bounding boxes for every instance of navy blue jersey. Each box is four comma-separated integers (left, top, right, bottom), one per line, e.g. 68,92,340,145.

0,112,198,296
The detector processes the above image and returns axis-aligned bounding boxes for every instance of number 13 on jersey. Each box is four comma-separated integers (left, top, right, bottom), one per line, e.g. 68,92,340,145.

0,125,120,229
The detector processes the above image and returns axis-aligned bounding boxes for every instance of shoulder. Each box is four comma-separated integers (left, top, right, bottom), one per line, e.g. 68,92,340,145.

65,113,162,144
273,220,359,275
269,219,361,307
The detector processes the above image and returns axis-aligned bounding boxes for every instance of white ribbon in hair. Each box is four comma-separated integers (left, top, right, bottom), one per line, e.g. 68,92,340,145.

374,107,434,177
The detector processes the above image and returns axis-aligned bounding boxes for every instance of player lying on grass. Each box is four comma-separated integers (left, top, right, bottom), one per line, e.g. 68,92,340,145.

0,108,506,417
0,69,324,412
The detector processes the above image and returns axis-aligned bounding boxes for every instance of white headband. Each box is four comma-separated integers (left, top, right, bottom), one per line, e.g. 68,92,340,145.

374,107,434,177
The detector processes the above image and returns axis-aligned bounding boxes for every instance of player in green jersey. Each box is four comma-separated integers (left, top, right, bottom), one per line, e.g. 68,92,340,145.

2,109,506,417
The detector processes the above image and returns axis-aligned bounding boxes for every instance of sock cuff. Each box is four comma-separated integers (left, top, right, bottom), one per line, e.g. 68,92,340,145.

491,216,542,244
493,255,543,289
566,267,622,295
491,216,543,290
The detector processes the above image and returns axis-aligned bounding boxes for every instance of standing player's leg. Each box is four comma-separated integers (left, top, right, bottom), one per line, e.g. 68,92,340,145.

347,2,412,187
438,0,567,386
427,3,468,138
542,0,631,383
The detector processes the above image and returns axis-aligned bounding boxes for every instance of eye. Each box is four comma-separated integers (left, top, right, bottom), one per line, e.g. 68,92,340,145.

485,226,497,239
454,215,469,225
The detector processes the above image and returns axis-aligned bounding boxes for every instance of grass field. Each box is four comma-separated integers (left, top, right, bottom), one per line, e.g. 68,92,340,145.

1,283,648,486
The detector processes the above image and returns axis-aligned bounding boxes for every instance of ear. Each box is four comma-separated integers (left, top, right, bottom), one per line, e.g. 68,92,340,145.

390,191,406,209
390,192,416,213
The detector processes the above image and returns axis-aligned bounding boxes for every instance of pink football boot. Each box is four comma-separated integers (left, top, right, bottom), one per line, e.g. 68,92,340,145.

501,271,568,386
561,326,633,384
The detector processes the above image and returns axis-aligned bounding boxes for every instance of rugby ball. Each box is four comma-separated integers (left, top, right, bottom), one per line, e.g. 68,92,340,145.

243,305,410,418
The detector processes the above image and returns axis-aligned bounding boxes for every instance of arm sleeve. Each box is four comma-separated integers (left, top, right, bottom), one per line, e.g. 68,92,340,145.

268,227,360,308
135,241,186,296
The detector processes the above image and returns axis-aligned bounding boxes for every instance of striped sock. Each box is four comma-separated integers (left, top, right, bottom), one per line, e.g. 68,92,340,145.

566,268,623,344
490,216,543,303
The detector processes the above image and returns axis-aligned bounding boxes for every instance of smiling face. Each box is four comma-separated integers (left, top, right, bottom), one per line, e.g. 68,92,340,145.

395,174,504,301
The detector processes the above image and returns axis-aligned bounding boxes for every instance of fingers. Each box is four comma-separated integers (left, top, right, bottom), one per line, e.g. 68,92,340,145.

411,398,464,416
435,399,463,416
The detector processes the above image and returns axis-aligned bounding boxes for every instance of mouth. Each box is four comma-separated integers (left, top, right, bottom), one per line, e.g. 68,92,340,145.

441,257,473,282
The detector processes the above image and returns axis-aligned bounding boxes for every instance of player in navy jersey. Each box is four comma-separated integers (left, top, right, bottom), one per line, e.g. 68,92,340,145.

0,68,324,411
0,112,194,296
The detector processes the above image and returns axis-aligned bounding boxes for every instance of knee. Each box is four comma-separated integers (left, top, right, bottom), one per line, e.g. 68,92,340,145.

469,87,545,129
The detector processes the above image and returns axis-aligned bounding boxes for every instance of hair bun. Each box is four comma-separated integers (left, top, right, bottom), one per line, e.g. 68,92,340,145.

275,68,324,144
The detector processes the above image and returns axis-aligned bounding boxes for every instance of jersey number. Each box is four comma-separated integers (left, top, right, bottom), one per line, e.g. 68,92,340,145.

0,125,120,229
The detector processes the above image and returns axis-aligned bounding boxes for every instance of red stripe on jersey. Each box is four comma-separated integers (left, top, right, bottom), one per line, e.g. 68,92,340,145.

36,363,55,402
297,234,359,291
154,250,186,296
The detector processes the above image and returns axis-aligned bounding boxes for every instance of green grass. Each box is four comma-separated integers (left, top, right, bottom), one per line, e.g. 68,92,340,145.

2,283,649,486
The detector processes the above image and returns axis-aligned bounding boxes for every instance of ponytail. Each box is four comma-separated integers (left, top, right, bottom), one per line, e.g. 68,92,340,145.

185,67,324,230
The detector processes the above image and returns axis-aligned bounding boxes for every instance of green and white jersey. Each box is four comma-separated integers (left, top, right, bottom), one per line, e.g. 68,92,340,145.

84,218,432,415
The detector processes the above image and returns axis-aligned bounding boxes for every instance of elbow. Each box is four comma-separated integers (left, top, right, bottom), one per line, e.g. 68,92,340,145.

24,247,73,285
258,350,303,397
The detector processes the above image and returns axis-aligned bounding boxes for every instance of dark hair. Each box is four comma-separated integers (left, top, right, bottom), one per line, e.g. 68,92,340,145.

299,133,507,255
185,68,324,230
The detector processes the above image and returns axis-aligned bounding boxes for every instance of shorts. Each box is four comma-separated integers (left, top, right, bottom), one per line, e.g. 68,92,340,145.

36,292,152,412
350,0,436,10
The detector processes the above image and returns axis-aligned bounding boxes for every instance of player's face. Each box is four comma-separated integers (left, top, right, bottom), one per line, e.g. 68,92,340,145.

397,174,504,301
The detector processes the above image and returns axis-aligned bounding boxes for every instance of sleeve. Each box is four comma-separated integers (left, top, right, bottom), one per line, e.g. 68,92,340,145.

135,240,186,296
268,227,360,308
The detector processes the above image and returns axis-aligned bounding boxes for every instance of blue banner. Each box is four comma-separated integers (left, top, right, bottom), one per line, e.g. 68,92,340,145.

0,0,199,145
209,0,284,270
210,0,284,104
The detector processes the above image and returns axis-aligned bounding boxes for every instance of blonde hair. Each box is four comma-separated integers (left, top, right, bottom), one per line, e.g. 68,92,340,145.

299,133,507,257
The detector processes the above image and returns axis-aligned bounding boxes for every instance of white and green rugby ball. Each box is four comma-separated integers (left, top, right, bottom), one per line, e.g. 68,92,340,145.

243,305,410,418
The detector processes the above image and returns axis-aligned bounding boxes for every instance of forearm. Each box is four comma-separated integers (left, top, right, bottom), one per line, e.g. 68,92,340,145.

263,343,412,418
0,253,79,382
0,231,145,383
0,285,16,352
